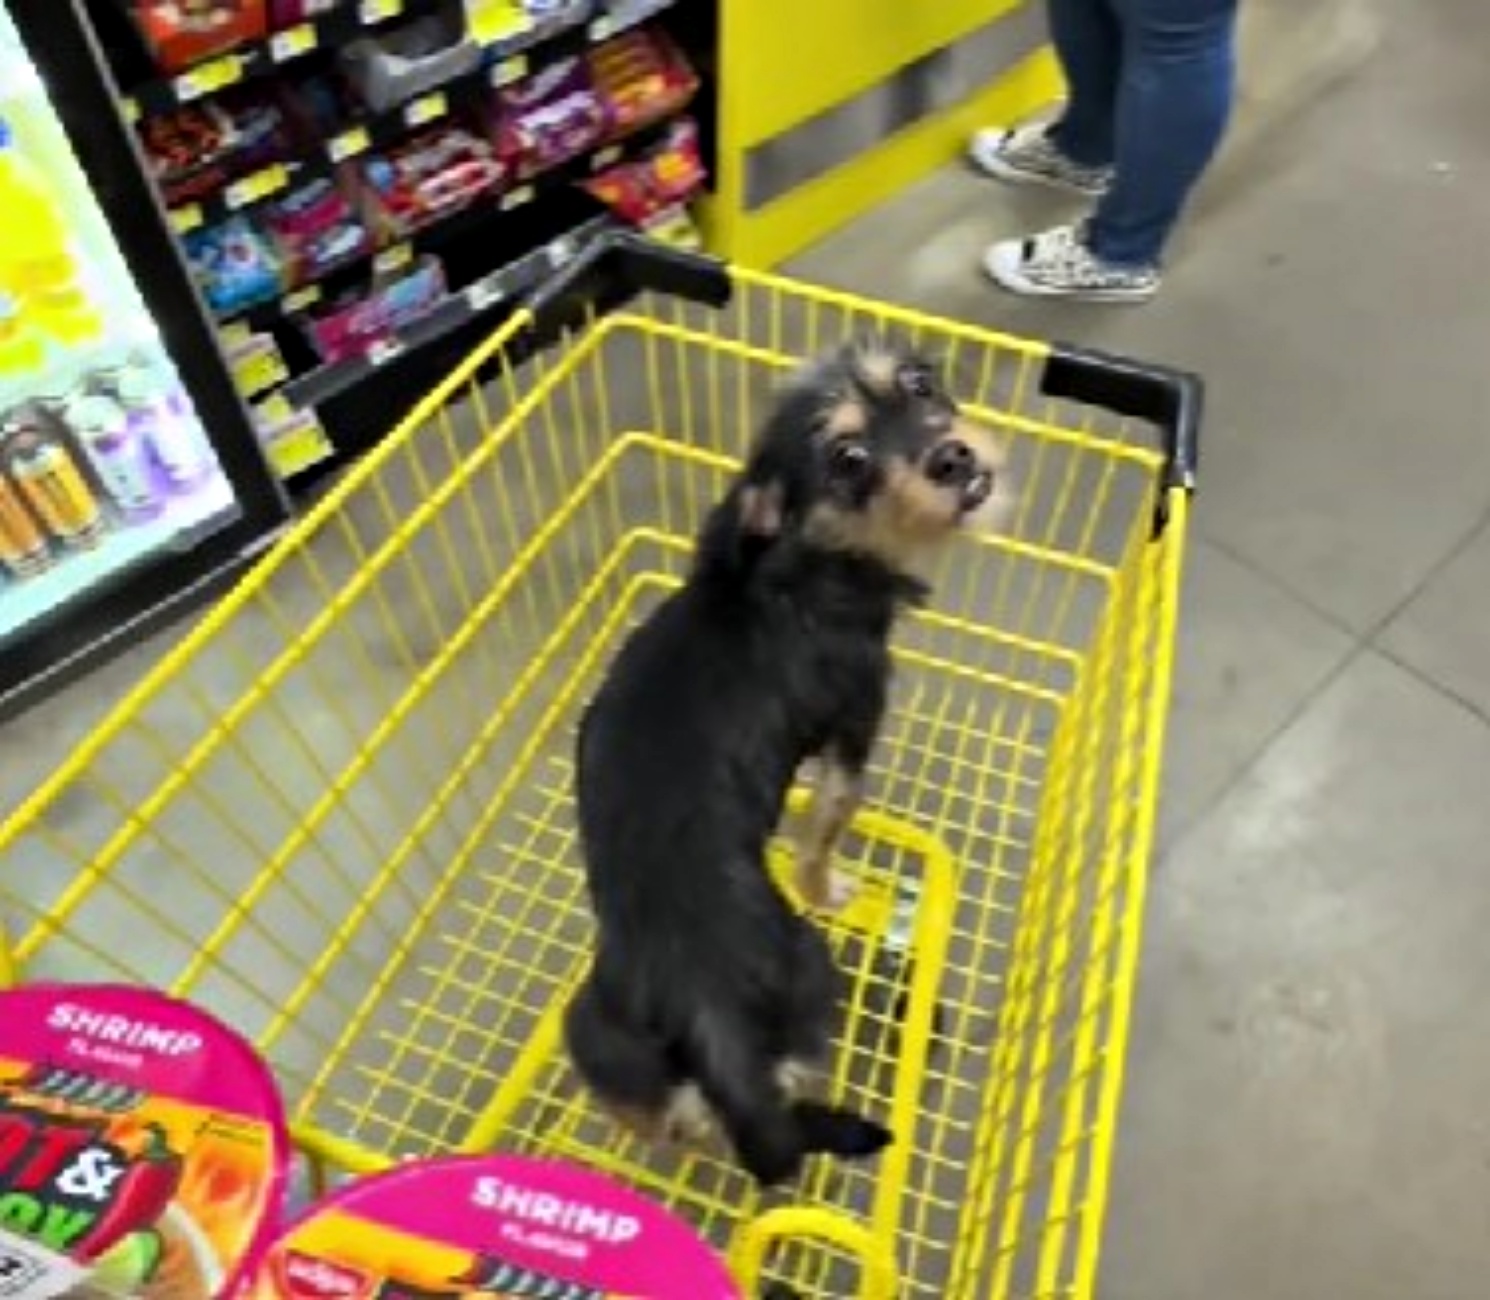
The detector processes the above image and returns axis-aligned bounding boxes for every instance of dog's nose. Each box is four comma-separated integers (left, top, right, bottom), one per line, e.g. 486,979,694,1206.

926,439,976,487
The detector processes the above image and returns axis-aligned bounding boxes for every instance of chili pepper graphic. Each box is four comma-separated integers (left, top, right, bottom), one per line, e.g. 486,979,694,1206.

73,1121,183,1262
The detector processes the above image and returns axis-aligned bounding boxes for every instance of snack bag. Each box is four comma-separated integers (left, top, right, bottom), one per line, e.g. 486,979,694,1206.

245,1155,740,1300
583,117,706,228
0,983,290,1299
132,0,269,75
585,28,699,136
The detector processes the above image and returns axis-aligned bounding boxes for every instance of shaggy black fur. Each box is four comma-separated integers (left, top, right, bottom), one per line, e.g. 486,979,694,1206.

564,340,1001,1187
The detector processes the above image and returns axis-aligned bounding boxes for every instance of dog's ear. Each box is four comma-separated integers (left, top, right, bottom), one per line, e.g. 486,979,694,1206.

694,476,789,583
737,480,785,538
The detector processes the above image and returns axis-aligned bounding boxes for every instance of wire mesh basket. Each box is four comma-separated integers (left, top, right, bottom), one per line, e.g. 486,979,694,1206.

0,233,1199,1299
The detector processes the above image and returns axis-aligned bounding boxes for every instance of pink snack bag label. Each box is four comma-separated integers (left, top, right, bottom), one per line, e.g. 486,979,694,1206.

0,983,290,1299
245,1155,740,1300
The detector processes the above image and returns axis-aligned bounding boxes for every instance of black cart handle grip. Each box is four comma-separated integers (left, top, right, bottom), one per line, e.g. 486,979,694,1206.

526,227,732,327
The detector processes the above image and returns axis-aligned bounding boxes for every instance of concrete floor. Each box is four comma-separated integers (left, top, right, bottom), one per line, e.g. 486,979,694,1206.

787,0,1490,1294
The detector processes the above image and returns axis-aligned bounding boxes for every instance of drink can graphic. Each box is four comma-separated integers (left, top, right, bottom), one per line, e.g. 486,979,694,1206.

116,365,214,491
66,393,163,520
0,464,51,577
4,425,106,548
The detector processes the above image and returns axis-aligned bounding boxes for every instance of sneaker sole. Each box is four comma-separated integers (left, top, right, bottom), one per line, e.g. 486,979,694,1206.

982,248,1158,304
965,138,1109,198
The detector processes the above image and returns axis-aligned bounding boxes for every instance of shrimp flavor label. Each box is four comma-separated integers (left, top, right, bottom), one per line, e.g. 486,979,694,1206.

250,1156,739,1300
0,985,289,1299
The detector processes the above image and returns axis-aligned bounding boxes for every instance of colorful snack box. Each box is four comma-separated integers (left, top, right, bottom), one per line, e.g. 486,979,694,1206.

245,1155,740,1300
0,982,290,1299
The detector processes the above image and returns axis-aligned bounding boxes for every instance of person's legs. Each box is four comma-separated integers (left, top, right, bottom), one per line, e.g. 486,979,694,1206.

983,0,1238,301
967,0,1121,196
1086,0,1238,266
1045,0,1124,168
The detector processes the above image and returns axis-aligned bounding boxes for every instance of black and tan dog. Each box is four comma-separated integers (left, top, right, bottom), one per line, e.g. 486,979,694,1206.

564,339,1006,1187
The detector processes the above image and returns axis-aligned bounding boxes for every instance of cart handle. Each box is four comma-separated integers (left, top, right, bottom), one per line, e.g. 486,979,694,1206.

526,228,1201,536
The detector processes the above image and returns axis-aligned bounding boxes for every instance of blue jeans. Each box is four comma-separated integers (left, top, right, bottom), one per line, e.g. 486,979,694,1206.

1047,0,1238,267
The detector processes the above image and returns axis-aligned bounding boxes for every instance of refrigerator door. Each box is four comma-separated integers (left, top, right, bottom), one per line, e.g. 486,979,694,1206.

0,0,287,715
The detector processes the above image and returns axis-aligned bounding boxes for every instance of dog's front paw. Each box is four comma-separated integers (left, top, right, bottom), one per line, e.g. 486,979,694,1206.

661,1084,715,1146
796,860,858,913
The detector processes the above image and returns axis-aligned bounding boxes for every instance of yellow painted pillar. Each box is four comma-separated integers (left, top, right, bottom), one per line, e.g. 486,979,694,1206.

699,0,1062,268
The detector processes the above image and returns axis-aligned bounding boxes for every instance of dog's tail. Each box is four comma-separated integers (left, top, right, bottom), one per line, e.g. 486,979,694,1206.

687,1011,892,1188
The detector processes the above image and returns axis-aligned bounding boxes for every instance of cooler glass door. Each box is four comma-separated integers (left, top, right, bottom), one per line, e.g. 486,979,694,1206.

0,0,287,713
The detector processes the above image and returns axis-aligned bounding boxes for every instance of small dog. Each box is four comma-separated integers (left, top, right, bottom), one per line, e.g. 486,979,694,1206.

564,339,1006,1187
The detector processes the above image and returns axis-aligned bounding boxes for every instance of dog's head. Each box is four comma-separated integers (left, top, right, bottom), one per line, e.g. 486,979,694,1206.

727,339,1008,573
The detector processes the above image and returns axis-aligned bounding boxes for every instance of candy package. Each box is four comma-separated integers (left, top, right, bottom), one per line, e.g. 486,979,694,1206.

183,215,284,316
263,176,375,286
583,116,706,226
490,55,608,179
299,255,448,363
354,124,506,238
132,0,268,74
585,26,699,136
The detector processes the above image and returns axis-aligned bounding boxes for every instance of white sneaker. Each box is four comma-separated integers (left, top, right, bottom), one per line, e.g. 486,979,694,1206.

983,223,1160,303
967,123,1112,197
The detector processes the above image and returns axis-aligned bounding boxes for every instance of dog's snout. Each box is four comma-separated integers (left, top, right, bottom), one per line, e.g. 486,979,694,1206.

926,439,976,487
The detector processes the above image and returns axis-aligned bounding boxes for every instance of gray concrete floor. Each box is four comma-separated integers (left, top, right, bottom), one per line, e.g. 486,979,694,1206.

788,0,1490,1294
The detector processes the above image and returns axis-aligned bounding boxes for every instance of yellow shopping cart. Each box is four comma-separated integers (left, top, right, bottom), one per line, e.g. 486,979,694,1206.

0,232,1199,1300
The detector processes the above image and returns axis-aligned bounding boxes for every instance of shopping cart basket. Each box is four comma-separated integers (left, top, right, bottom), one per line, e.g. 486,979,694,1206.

0,232,1199,1300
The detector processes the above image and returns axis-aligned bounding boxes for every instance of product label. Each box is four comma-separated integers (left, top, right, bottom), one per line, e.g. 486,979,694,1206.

246,1157,737,1300
0,1228,87,1300
0,986,288,1300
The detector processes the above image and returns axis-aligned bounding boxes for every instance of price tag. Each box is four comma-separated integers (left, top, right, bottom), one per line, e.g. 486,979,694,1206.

500,184,535,211
645,207,703,251
469,0,530,46
219,319,254,349
404,92,448,128
122,97,141,123
175,54,242,101
226,164,289,210
233,347,290,398
328,126,371,162
0,1228,87,1300
270,23,318,61
367,337,405,368
465,276,502,312
373,243,413,275
282,284,323,313
490,55,528,88
591,144,622,171
170,204,204,234
267,414,334,477
253,391,296,429
358,0,402,24
548,235,576,267
589,14,615,41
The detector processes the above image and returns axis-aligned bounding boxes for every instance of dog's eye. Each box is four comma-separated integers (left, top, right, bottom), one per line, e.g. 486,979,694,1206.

826,439,872,481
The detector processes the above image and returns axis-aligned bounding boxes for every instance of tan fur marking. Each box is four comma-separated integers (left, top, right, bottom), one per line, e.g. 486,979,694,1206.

599,1083,716,1147
821,396,867,438
853,346,902,397
796,759,862,910
775,1058,820,1100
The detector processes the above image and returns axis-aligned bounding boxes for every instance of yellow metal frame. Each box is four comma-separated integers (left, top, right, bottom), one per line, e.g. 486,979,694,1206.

0,265,1188,1299
700,0,1062,266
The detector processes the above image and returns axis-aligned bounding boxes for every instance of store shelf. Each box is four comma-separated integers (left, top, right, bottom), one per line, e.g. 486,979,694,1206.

124,0,419,120
215,110,690,330
283,212,612,410
161,0,686,235
127,0,678,122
